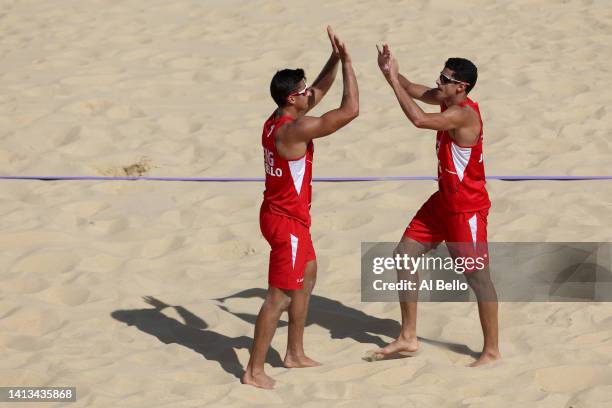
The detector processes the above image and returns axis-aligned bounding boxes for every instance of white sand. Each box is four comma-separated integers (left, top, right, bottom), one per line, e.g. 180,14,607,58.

1,0,611,407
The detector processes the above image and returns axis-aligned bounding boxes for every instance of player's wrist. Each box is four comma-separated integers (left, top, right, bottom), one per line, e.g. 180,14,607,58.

388,75,400,87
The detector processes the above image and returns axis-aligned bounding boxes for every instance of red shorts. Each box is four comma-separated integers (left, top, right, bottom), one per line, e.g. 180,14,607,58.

403,192,489,272
260,209,316,290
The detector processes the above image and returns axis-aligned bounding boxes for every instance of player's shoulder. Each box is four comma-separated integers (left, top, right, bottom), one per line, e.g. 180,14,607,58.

443,104,472,121
454,103,480,124
293,115,317,124
445,103,474,113
274,115,298,135
284,115,319,132
275,115,311,144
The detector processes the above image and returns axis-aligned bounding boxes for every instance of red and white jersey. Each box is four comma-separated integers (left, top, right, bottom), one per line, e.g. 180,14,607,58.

436,98,491,213
261,112,314,227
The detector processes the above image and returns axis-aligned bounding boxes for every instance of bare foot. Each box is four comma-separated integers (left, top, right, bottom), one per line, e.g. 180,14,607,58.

283,353,321,368
469,350,501,367
364,336,419,361
241,369,276,389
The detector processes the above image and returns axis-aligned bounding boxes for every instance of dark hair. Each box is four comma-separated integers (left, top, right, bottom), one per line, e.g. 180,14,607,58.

444,58,477,94
270,68,305,107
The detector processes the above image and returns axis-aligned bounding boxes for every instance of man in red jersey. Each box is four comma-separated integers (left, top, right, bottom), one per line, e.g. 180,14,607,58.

372,44,500,367
242,26,359,389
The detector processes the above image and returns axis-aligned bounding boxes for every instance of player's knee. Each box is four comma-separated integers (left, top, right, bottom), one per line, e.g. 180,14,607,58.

393,244,419,278
394,240,416,258
465,269,496,298
266,289,291,312
279,296,291,311
466,268,490,284
393,244,404,258
304,261,317,281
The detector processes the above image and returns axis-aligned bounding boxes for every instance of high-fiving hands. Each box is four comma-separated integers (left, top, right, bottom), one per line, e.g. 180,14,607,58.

377,43,399,83
327,26,351,63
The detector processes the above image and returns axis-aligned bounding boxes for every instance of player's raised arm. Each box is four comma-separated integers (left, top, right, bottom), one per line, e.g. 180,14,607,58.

305,26,341,112
285,35,359,143
378,44,471,135
397,74,444,105
377,44,443,105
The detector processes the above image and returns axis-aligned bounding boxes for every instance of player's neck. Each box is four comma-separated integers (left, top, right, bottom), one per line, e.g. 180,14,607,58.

276,106,301,120
444,93,469,107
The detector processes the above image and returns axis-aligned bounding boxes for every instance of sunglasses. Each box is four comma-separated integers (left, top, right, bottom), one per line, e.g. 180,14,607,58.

288,80,309,97
439,72,469,86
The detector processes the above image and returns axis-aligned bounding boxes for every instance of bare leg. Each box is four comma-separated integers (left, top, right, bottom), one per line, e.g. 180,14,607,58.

242,286,291,389
465,266,501,366
284,260,320,368
372,237,433,359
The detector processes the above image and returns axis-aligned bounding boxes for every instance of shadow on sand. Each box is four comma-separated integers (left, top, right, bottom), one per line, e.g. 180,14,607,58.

111,290,480,377
216,288,480,359
111,296,283,379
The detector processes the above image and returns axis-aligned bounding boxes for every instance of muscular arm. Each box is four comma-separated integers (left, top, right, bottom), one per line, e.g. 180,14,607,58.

388,77,475,144
278,58,359,159
306,53,340,113
398,74,444,105
298,60,359,139
378,44,478,146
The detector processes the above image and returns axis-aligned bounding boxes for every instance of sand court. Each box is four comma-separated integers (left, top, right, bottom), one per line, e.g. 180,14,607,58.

1,0,612,406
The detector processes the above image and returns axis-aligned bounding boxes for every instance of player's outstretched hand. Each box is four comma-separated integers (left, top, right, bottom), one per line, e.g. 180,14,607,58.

327,26,351,63
377,43,399,82
376,44,390,74
327,25,340,57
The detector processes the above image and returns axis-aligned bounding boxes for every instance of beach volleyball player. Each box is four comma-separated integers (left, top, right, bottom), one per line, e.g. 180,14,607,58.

242,27,359,389
374,45,501,366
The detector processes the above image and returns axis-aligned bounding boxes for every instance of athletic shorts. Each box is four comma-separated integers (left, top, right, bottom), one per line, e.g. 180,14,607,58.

403,192,489,272
260,209,316,290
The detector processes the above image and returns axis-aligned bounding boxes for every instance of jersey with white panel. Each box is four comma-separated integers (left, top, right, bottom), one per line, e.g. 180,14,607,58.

436,98,491,213
261,112,313,227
